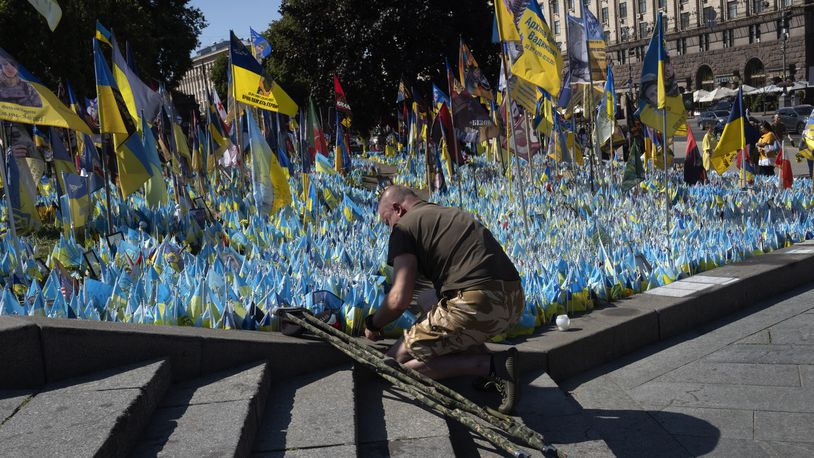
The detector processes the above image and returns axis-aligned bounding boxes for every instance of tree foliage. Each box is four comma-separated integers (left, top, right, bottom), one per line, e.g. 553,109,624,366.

255,0,498,135
0,0,205,101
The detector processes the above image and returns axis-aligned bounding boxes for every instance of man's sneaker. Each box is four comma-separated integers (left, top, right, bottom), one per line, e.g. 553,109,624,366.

492,347,520,414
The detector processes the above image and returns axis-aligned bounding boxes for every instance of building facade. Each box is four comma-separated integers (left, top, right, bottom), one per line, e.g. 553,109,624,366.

177,40,229,111
542,0,813,94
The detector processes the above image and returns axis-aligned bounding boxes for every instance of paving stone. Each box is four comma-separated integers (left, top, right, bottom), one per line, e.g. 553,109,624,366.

655,362,802,387
672,435,768,457
799,365,814,388
756,440,814,457
763,315,814,345
704,344,814,365
134,363,269,457
0,390,33,424
754,411,814,443
580,409,692,458
0,360,170,457
514,370,582,418
737,330,772,345
253,444,357,457
628,382,814,412
254,366,355,453
653,407,754,439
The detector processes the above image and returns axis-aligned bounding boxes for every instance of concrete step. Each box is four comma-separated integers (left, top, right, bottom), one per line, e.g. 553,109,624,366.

0,359,171,457
252,365,356,457
132,361,270,457
445,370,614,457
355,366,455,457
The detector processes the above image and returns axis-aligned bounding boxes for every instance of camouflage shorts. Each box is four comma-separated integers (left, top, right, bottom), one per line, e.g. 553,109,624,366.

403,280,525,362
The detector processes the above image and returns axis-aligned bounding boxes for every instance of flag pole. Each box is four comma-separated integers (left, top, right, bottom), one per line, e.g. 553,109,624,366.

444,58,464,209
101,134,114,235
498,46,529,235
580,1,598,194
0,122,18,241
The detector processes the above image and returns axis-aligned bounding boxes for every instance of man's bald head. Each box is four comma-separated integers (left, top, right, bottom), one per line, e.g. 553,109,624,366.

377,185,421,228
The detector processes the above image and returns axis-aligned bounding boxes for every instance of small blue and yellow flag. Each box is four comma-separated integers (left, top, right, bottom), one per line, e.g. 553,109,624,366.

250,27,272,61
60,171,89,228
95,20,112,46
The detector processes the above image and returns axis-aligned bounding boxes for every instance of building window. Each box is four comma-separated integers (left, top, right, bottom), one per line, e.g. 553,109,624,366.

680,12,690,29
727,1,737,20
722,29,734,48
703,7,716,27
620,2,627,18
749,24,761,43
551,0,559,15
554,20,560,35
639,21,649,39
638,0,647,14
752,0,765,13
658,0,665,9
781,0,792,7
567,0,574,11
699,33,709,51
602,7,609,24
604,30,611,42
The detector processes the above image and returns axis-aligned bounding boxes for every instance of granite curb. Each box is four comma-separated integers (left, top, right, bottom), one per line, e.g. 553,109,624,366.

2,240,814,389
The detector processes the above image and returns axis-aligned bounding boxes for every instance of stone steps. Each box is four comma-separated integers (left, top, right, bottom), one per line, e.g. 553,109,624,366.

355,366,455,457
0,359,171,457
133,362,270,457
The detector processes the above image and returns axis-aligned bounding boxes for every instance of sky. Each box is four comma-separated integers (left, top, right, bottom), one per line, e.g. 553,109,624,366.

190,0,281,51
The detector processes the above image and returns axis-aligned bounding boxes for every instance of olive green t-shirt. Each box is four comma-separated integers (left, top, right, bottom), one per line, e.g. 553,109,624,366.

386,201,520,295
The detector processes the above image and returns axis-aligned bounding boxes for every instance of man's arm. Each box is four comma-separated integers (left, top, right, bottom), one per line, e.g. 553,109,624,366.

367,253,417,335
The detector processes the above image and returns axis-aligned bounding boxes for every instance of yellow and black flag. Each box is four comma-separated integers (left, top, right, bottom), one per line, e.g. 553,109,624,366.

229,31,297,116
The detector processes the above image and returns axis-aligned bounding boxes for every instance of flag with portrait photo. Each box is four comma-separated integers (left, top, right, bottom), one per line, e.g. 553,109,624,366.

4,151,42,234
250,27,272,62
797,109,814,160
0,48,90,134
510,0,562,98
459,39,492,100
229,31,297,116
635,13,687,137
396,77,411,104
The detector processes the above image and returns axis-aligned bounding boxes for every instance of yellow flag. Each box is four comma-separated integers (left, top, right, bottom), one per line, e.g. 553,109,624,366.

494,0,520,42
510,1,562,98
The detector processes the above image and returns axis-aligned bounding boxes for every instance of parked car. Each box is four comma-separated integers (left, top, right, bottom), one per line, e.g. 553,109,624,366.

776,105,813,134
697,110,729,130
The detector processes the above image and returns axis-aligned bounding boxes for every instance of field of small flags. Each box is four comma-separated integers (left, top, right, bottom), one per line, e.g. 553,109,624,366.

3,151,814,341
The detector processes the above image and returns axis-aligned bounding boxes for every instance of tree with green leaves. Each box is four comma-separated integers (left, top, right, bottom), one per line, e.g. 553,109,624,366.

0,0,205,102
210,0,497,135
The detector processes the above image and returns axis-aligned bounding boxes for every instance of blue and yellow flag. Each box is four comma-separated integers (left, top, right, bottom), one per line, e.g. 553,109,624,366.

93,39,133,134
511,0,562,98
111,35,161,126
711,86,759,174
595,64,615,146
493,0,520,42
49,126,76,196
250,27,272,61
432,84,450,112
115,129,152,197
0,48,90,134
96,20,112,46
246,110,291,214
60,171,89,228
66,81,81,115
229,31,297,116
635,13,686,137
4,151,42,234
141,116,168,207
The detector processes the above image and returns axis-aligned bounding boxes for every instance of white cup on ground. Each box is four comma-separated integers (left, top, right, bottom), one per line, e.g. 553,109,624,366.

555,314,571,331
